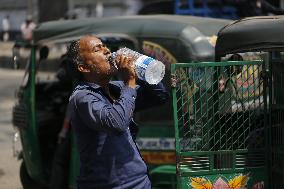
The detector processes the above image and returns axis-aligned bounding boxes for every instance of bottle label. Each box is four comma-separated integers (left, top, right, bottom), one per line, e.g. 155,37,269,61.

135,55,154,80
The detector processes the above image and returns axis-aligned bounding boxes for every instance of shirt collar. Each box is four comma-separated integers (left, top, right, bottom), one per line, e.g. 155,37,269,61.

77,80,121,91
78,80,101,89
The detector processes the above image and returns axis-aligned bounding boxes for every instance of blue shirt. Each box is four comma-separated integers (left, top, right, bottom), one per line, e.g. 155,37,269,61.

69,80,169,189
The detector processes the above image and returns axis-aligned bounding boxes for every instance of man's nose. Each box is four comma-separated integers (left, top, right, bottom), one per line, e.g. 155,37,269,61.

103,48,110,55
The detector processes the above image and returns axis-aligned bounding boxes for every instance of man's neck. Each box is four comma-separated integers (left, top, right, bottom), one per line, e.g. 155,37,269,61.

83,74,109,88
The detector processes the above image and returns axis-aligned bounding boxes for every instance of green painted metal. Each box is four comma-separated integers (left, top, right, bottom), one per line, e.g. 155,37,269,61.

173,60,263,68
20,47,45,184
138,125,175,137
150,165,176,189
172,63,181,155
68,131,79,189
172,60,267,189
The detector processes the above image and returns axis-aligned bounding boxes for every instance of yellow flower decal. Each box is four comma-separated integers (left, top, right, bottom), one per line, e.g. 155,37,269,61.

190,177,213,189
228,174,249,189
190,174,251,189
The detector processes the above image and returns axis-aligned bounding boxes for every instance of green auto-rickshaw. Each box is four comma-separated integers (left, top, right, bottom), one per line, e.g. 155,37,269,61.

11,15,231,189
172,15,284,189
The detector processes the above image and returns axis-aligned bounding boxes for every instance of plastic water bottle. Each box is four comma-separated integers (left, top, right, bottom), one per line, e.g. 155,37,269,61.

112,47,165,85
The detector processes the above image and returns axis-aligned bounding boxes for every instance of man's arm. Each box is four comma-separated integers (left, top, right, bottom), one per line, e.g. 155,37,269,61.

75,87,137,132
135,79,169,111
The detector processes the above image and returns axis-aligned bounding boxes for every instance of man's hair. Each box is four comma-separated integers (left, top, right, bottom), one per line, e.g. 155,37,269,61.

67,40,83,81
67,40,83,65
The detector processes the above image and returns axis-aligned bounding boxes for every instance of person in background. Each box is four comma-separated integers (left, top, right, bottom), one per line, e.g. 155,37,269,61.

67,35,169,189
49,54,76,189
20,15,36,41
2,15,10,41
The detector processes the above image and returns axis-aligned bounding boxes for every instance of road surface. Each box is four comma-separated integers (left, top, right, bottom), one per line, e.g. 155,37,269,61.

0,68,24,189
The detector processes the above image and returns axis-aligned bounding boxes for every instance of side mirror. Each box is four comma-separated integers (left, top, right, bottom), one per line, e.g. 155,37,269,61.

12,46,20,69
39,46,49,60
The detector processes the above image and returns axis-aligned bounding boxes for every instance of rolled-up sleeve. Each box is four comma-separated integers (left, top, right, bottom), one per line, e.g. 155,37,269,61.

75,87,137,132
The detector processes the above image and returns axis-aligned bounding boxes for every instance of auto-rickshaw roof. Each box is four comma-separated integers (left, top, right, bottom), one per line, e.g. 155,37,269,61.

216,16,284,56
33,14,231,45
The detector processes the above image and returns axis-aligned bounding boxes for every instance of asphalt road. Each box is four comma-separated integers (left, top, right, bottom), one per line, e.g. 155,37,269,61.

0,68,24,189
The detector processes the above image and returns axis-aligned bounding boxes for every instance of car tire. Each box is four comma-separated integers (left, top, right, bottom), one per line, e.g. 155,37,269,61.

20,161,47,189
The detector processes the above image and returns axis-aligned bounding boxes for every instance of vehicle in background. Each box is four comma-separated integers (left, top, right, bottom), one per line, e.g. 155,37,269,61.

11,15,231,189
172,15,284,189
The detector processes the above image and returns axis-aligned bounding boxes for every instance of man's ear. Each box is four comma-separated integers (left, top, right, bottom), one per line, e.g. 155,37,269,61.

77,63,90,73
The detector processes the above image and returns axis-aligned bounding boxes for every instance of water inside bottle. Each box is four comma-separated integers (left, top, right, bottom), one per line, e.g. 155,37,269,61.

109,53,118,69
144,61,165,85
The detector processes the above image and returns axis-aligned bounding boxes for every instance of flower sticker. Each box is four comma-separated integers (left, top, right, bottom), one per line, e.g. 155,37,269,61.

228,174,249,188
190,174,255,189
190,177,212,189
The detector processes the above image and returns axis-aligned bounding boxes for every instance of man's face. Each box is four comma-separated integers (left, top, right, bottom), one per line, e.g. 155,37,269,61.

79,36,114,77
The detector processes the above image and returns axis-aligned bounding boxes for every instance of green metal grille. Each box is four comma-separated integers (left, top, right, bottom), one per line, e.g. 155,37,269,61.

172,60,266,175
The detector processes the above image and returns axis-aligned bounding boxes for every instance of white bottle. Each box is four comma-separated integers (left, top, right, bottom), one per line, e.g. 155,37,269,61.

113,47,165,85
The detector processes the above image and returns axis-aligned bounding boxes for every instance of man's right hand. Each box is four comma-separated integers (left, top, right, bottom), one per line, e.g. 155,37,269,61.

115,55,137,88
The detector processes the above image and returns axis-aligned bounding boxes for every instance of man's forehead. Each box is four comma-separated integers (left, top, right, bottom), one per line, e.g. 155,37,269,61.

80,36,102,47
89,39,103,47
